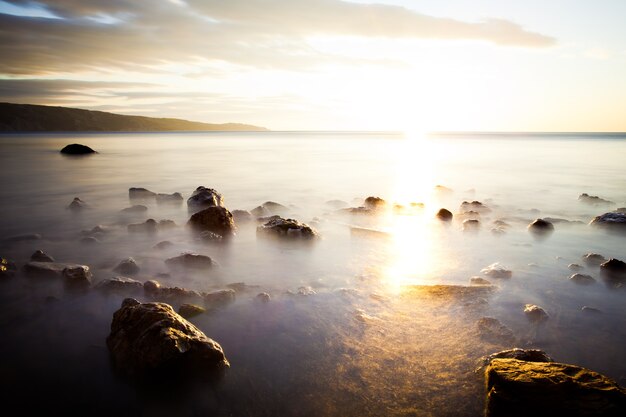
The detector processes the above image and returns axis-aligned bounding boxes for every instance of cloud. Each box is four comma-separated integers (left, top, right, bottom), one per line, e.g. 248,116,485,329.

0,0,555,76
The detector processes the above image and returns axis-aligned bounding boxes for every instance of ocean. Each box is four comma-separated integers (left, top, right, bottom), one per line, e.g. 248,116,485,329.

0,131,625,416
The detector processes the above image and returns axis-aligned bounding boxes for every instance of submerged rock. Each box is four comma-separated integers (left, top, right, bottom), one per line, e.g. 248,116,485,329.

23,261,87,278
257,217,318,240
128,219,157,234
178,304,206,319
569,273,596,285
470,277,492,286
481,263,512,279
120,205,148,214
129,187,156,200
198,230,223,243
436,208,453,221
364,196,386,210
30,250,54,263
590,212,626,231
578,193,614,205
582,306,602,314
187,187,224,210
256,292,271,303
153,240,174,250
113,258,140,275
96,276,143,294
462,219,480,231
582,253,607,267
143,280,161,294
232,209,252,223
165,253,216,270
157,219,177,230
63,265,92,288
524,304,548,323
60,143,96,155
600,258,626,282
477,317,515,345
156,192,183,205
188,206,235,237
106,298,229,377
251,201,288,217
203,289,236,307
485,358,626,417
67,197,88,211
460,200,490,214
527,218,554,235
568,263,583,271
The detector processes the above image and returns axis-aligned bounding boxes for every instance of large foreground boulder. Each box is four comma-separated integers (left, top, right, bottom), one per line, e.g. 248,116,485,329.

187,206,235,237
60,143,96,155
106,298,229,377
485,358,626,417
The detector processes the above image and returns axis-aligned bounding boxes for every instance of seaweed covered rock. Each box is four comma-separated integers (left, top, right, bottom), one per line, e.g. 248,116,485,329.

257,217,318,240
187,206,235,237
485,358,626,417
106,298,229,377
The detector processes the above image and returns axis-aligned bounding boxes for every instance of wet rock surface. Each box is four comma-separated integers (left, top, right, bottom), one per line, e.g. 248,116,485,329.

583,253,607,266
460,200,490,214
95,276,143,294
23,261,88,278
63,265,92,288
569,273,596,285
363,196,386,210
527,218,554,235
600,258,626,285
251,201,289,217
60,143,96,154
524,304,548,323
590,212,626,231
481,263,512,279
232,209,252,223
178,303,206,319
156,192,183,205
67,197,88,211
187,186,224,210
579,193,614,205
129,187,156,200
165,253,216,270
436,208,453,221
120,205,148,214
188,206,235,237
106,299,229,377
128,219,157,234
30,250,54,262
113,257,140,275
257,217,318,239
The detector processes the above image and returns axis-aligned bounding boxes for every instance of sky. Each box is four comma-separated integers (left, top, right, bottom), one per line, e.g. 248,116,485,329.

0,0,625,131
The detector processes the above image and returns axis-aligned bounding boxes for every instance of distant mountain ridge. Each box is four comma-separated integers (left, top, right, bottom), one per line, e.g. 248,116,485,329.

0,102,268,132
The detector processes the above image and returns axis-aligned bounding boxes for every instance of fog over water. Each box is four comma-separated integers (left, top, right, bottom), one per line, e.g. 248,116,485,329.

0,132,625,416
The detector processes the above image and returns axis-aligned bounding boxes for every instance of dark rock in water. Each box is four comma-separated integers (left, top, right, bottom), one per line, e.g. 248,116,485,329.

569,273,596,285
156,287,204,304
120,205,147,214
568,263,583,271
157,219,177,230
60,143,96,155
6,233,42,242
436,208,453,221
483,348,554,365
339,206,374,216
23,261,87,278
470,276,492,286
582,253,607,267
67,197,88,211
165,253,216,270
106,298,229,377
458,210,481,220
578,193,614,205
600,258,626,282
582,306,602,314
30,250,54,262
257,217,318,240
178,304,206,319
63,265,92,288
590,212,626,231
232,209,252,224
477,317,515,345
251,201,288,217
113,257,140,275
188,206,236,237
143,280,161,294
256,292,271,302
524,304,548,323
156,192,183,205
481,263,512,279
129,187,156,200
493,220,510,228
198,230,223,243
485,358,626,417
1,257,17,278
203,289,236,307
128,219,157,234
96,276,143,294
153,240,174,250
364,196,386,210
462,219,480,231
527,218,554,235
460,200,490,214
187,186,224,210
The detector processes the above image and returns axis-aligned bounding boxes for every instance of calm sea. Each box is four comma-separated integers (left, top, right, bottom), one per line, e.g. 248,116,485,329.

0,131,625,416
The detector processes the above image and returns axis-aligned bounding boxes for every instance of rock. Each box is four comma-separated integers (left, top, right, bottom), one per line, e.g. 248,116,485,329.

485,358,626,417
6,233,42,242
96,276,143,293
23,261,87,278
80,236,100,245
436,208,453,221
120,205,148,214
256,292,271,302
569,273,596,285
296,286,316,296
339,206,375,216
129,187,156,200
462,219,480,231
226,282,259,293
63,265,92,288
0,257,17,278
203,289,236,307
582,253,607,267
198,230,223,243
491,227,506,235
250,201,288,217
143,280,161,294
470,277,492,286
187,187,224,210
67,197,88,211
106,299,229,377
582,306,602,314
156,287,204,304
483,348,553,365
153,240,174,250
30,250,54,262
590,212,626,231
527,218,554,235
481,263,512,279
60,143,96,155
257,217,318,240
165,253,216,270
156,192,183,205
524,304,548,323
493,220,510,228
128,219,157,234
458,210,481,220
157,219,177,230
364,196,386,210
178,304,206,319
568,263,583,271
113,258,140,275
81,225,112,237
232,209,252,223
600,258,626,282
477,317,515,344
578,193,614,205
460,200,490,213
187,206,236,237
